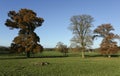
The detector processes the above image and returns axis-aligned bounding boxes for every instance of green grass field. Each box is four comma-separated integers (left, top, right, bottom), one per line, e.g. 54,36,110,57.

0,51,120,76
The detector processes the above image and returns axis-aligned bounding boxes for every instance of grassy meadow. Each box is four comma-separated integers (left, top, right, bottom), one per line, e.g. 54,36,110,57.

0,51,120,76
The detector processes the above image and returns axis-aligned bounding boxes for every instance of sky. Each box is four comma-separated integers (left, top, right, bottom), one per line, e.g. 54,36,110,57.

0,0,120,48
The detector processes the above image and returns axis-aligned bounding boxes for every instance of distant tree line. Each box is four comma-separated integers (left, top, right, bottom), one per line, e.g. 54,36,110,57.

0,46,10,54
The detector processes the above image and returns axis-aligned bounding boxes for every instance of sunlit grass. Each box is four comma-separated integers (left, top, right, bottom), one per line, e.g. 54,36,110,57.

0,51,120,76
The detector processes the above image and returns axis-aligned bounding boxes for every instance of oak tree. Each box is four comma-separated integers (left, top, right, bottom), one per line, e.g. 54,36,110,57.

94,24,119,58
69,14,94,58
5,8,44,57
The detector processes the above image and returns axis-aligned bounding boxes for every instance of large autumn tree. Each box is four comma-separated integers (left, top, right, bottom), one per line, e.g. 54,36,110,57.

94,24,119,58
69,14,94,58
5,8,44,57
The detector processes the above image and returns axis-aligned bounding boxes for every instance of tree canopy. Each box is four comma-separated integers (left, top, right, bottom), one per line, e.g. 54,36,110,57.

5,8,44,57
94,24,119,57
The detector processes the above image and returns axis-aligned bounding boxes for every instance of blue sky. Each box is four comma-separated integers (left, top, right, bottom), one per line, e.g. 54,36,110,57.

0,0,120,48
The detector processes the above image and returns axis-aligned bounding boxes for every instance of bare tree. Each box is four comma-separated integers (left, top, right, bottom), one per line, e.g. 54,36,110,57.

69,14,94,58
94,24,119,58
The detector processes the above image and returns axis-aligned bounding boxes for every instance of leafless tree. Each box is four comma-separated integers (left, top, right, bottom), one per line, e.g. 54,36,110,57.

69,14,94,58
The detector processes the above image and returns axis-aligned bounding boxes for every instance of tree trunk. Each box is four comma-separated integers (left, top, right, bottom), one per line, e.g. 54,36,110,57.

81,50,85,58
108,55,111,58
26,51,30,58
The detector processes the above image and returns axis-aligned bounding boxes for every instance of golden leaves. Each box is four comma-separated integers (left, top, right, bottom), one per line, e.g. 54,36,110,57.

94,24,114,37
94,24,119,56
5,8,44,30
5,8,44,54
33,44,43,53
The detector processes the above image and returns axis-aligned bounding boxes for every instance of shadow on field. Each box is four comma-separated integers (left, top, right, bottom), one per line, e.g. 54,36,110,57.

0,57,27,60
85,54,103,57
111,55,119,57
31,55,68,58
85,54,120,58
0,55,68,60
0,54,119,60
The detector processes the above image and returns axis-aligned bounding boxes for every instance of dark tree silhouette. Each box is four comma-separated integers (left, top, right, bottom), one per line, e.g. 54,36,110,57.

94,24,119,58
5,8,44,57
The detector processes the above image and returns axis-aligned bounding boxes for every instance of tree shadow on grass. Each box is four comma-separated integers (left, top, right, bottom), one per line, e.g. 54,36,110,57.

85,54,120,58
85,54,103,57
31,55,68,58
0,54,119,60
111,55,119,57
0,56,27,60
0,55,69,60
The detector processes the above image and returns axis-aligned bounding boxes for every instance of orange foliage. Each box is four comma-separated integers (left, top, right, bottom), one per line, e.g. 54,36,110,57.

5,8,44,57
94,24,119,57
